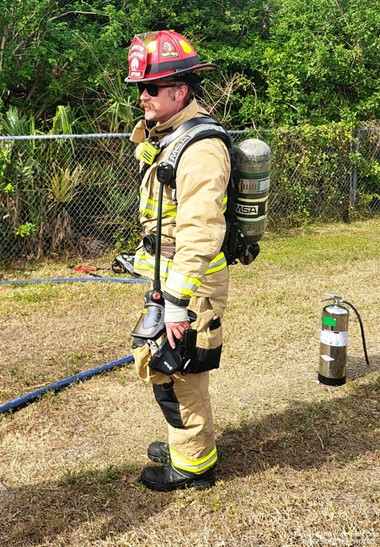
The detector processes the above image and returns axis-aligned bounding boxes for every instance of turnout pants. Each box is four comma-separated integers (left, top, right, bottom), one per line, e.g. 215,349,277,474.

154,285,228,474
153,371,216,473
133,268,229,474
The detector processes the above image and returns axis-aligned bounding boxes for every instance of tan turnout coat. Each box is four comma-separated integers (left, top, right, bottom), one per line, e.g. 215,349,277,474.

130,98,231,470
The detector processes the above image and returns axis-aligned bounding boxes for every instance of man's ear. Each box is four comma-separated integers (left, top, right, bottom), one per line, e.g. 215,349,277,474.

176,84,190,101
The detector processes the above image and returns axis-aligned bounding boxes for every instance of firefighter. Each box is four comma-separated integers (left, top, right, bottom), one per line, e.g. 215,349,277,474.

126,30,230,491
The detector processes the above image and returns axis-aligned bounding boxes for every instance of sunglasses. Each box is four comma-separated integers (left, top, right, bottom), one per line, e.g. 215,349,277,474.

137,82,177,97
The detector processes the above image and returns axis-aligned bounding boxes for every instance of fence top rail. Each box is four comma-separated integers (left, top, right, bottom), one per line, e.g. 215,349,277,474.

0,123,376,142
0,130,251,142
0,132,132,141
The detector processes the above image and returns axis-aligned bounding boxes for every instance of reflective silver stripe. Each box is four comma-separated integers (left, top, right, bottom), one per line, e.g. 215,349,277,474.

140,193,177,218
205,252,226,274
136,251,227,286
134,252,172,279
141,198,155,217
166,269,201,297
169,446,217,473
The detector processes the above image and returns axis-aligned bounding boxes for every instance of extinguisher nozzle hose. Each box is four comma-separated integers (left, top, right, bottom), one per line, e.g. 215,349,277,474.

342,300,371,368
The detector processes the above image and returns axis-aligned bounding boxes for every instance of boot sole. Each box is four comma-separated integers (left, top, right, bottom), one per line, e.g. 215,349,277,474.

140,474,215,492
140,477,215,492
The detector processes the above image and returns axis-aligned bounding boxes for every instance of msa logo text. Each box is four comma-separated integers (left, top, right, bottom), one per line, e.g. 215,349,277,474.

236,204,259,216
164,360,174,371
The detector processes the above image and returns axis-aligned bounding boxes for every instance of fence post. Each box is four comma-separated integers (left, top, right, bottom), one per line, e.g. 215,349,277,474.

349,127,360,209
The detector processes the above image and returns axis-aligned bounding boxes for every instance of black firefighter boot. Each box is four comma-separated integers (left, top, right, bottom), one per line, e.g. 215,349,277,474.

147,441,171,464
140,464,215,492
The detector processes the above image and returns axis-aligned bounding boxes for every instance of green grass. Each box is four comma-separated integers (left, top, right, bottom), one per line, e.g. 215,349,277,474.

259,218,380,266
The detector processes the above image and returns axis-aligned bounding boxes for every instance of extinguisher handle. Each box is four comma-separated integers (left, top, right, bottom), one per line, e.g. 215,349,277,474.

322,293,343,304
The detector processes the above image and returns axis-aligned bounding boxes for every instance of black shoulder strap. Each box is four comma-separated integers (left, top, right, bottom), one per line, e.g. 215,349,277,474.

159,117,217,148
158,117,243,266
159,117,234,182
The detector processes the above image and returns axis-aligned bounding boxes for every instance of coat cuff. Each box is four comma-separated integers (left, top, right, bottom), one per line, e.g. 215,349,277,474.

164,300,189,323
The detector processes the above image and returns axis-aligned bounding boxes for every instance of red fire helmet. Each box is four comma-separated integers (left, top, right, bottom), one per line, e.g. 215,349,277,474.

125,30,218,83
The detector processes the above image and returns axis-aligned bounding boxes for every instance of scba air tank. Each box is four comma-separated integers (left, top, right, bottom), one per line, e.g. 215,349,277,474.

234,138,271,244
319,296,349,386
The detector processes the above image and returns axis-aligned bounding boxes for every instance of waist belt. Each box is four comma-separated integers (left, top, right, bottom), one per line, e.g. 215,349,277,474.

160,244,176,259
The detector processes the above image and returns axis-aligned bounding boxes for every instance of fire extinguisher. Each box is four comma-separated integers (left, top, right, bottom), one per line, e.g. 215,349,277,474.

319,293,370,386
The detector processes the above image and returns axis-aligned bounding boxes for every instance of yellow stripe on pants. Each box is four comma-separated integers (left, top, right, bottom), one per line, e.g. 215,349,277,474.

165,371,217,472
169,445,217,473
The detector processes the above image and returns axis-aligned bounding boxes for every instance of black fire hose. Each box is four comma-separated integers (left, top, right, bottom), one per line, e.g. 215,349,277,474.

0,355,134,414
0,275,148,414
0,277,149,286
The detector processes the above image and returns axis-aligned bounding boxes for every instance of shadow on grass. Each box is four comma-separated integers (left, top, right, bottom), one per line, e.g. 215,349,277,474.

217,369,380,479
347,353,380,380
0,462,155,546
1,371,380,546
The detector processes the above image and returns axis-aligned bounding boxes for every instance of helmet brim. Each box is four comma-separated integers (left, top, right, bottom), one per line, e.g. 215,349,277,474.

124,63,218,84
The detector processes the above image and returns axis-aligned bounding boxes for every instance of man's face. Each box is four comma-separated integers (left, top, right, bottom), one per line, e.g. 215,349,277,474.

138,80,188,123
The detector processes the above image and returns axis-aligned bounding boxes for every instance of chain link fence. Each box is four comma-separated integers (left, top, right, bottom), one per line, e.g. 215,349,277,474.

1,122,379,262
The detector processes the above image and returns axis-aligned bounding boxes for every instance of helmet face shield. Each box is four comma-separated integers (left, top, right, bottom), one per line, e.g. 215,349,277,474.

125,30,217,84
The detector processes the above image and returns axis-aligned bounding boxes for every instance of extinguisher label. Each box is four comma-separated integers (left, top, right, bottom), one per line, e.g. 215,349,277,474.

322,315,337,327
320,329,349,347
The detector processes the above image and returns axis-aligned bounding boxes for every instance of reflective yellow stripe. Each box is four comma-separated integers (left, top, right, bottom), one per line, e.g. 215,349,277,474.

221,195,228,214
135,251,227,292
134,252,172,280
140,198,155,216
166,269,202,297
140,194,177,218
169,446,217,473
206,252,226,274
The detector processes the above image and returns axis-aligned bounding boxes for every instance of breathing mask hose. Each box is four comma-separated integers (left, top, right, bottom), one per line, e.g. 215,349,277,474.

342,300,370,368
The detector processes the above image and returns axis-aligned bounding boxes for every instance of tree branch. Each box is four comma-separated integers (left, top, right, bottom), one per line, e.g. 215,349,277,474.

12,11,106,57
47,10,105,24
0,28,7,71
